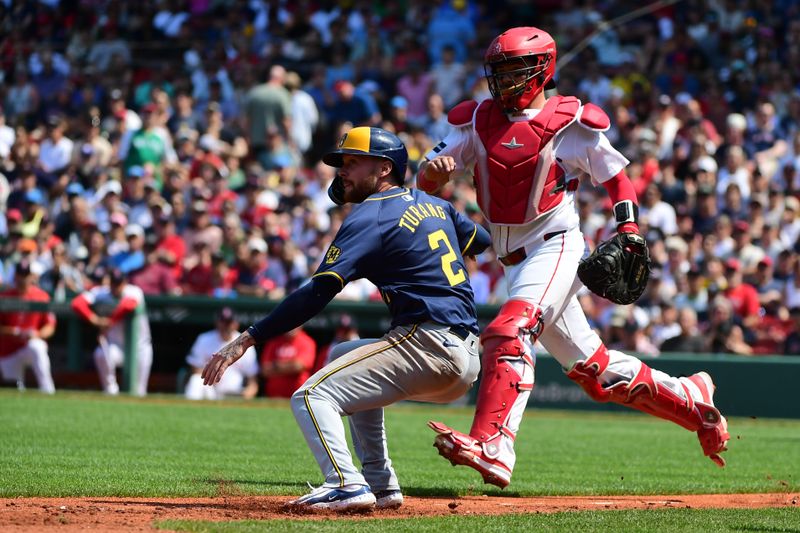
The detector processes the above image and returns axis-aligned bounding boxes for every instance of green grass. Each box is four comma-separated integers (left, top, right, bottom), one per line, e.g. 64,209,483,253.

3,390,798,531
1,389,798,498
159,508,800,533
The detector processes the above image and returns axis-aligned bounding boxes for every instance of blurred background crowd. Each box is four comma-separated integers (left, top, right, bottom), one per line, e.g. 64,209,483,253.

2,0,800,357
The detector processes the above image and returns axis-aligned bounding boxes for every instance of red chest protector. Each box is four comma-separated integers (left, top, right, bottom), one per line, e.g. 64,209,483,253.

473,95,580,225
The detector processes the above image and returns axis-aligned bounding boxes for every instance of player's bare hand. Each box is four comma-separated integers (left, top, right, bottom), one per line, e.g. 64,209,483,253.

428,156,456,174
202,331,255,385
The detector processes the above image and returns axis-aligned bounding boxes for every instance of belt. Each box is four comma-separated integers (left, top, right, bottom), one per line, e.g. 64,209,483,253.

448,325,472,342
498,230,567,267
499,247,527,266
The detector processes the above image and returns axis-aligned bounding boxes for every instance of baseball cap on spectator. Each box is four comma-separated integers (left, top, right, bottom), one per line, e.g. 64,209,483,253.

125,224,145,239
18,238,37,254
191,200,208,213
657,94,672,107
664,236,688,254
674,92,692,105
110,212,128,226
25,189,45,205
6,208,22,222
726,113,747,131
127,165,145,179
46,113,64,128
66,182,85,196
248,238,268,254
98,180,122,198
141,103,157,115
733,220,750,234
696,156,718,174
80,144,95,157
758,257,774,268
390,95,408,109
110,88,123,100
785,196,800,213
724,258,741,272
216,307,236,322
333,80,353,93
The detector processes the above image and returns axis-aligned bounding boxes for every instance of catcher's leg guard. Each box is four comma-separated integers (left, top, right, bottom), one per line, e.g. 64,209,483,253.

567,346,729,466
430,300,542,488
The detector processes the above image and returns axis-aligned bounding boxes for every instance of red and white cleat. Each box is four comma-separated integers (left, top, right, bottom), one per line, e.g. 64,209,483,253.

428,421,512,488
686,372,730,467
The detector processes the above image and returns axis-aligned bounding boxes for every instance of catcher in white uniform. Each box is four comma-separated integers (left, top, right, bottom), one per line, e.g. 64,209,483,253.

419,26,730,488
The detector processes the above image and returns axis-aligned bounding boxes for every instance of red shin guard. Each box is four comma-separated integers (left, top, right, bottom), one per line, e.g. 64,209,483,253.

566,345,721,432
469,300,542,448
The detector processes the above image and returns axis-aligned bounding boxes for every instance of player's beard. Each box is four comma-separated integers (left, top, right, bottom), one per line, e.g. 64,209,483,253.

342,171,379,204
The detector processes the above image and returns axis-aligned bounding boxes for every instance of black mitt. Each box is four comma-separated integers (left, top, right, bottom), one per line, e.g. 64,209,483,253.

578,232,651,305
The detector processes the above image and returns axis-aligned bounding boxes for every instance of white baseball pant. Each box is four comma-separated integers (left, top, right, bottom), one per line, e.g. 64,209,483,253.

0,338,55,394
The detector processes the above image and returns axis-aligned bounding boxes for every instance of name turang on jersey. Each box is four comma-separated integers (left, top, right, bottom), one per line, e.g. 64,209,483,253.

397,201,448,233
312,187,491,331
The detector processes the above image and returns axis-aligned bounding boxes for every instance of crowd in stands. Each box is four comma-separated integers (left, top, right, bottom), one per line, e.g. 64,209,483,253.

2,0,800,356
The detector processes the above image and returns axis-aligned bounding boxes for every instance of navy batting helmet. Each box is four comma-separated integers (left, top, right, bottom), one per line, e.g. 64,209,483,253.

323,127,408,183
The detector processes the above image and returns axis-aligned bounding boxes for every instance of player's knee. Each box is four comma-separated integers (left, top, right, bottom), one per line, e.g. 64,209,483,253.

480,299,543,361
28,338,48,355
290,387,309,417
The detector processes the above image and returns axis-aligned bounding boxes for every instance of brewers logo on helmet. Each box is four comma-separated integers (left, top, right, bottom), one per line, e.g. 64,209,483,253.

323,127,409,205
324,127,408,182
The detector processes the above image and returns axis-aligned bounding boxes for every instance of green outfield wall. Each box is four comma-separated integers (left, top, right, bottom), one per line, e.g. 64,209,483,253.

2,296,797,419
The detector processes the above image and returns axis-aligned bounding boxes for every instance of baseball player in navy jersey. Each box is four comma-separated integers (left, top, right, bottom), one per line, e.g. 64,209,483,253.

418,26,730,489
203,127,491,511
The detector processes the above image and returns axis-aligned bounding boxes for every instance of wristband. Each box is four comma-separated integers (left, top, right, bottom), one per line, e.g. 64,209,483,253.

613,200,638,227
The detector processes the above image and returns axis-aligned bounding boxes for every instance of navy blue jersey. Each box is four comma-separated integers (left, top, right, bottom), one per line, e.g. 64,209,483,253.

313,188,489,333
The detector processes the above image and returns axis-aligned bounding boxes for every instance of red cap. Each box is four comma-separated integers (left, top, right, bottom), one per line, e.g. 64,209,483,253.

724,258,741,271
758,256,773,267
733,220,750,233
6,208,22,222
333,80,352,93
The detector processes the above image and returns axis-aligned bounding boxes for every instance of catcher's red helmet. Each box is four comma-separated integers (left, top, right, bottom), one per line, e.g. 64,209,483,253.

484,27,556,112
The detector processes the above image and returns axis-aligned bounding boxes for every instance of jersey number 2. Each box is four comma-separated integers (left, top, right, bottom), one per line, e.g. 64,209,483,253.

428,229,466,286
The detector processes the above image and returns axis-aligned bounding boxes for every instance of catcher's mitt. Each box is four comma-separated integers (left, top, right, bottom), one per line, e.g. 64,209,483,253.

578,232,651,305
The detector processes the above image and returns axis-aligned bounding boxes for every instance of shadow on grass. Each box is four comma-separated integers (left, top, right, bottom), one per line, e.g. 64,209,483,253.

400,486,523,498
195,477,521,499
200,478,295,488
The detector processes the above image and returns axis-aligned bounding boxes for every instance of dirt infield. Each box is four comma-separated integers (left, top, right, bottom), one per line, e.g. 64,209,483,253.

1,493,797,531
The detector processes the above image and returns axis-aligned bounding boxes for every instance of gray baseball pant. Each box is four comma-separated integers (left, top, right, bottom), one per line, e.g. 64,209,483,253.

290,322,480,490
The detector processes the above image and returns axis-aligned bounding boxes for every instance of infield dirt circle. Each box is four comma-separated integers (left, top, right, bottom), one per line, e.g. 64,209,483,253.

2,493,797,531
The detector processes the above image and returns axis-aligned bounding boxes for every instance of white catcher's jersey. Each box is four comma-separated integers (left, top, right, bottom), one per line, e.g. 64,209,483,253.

81,284,151,347
426,104,630,257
